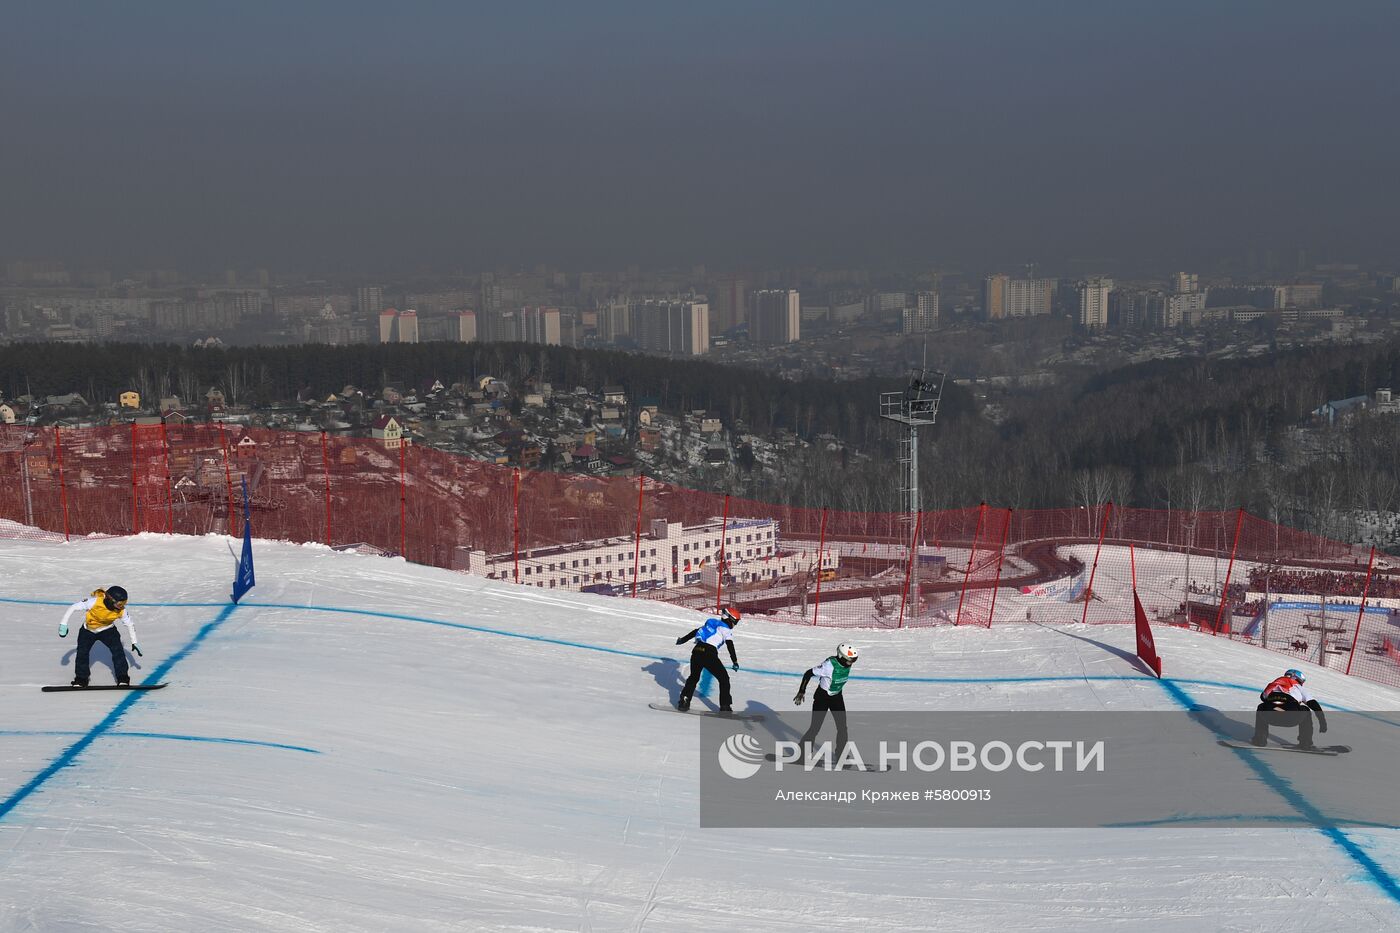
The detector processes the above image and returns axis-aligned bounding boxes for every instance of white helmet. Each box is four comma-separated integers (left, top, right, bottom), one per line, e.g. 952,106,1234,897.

836,643,859,663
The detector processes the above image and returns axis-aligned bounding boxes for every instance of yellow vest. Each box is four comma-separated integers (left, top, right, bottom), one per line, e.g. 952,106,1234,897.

84,589,126,632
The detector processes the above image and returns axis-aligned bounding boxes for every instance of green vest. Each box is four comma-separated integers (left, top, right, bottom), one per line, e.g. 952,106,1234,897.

827,657,851,694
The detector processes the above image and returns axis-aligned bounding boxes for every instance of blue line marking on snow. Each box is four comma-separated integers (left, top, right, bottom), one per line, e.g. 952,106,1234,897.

0,603,241,823
236,597,1399,906
5,592,1400,902
230,600,1234,684
1155,676,1400,904
3,595,1398,724
1105,814,1399,830
196,601,1400,725
0,731,318,754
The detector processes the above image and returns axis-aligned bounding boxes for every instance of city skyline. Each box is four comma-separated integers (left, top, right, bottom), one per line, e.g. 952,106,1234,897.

4,3,1400,271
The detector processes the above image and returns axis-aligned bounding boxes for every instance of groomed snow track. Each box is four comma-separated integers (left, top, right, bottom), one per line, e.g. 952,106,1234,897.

2,533,1399,931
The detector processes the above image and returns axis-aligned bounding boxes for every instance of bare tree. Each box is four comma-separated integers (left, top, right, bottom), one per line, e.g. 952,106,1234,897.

135,367,156,405
1073,468,1114,536
1312,471,1341,542
1108,469,1133,536
178,367,200,406
1182,468,1207,550
224,363,244,407
252,363,272,404
1007,464,1031,511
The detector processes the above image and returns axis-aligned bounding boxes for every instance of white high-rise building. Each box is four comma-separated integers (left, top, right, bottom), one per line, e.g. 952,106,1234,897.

1172,272,1199,294
1166,291,1207,327
378,309,397,343
1004,278,1054,317
1076,278,1113,330
750,289,800,345
903,292,939,333
397,310,420,343
520,307,562,345
597,300,630,343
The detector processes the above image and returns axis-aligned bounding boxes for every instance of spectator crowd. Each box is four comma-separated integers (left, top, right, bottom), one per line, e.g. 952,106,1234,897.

1245,567,1400,600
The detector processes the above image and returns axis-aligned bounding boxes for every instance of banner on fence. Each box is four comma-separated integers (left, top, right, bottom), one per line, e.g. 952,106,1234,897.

1021,569,1087,601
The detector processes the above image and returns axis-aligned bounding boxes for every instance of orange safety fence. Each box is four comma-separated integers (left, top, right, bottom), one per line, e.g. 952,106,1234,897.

2,425,1396,690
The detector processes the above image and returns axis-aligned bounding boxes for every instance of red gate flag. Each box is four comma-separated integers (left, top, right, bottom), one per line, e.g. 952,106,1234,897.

1133,591,1162,678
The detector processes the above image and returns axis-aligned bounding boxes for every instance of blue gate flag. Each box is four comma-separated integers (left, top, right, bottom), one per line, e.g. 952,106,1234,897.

232,477,256,603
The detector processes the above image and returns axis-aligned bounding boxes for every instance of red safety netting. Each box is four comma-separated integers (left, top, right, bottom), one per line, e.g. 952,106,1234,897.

3,425,1397,691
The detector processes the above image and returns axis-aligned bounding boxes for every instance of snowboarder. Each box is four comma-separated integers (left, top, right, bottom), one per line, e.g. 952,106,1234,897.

1252,668,1327,749
58,585,141,687
794,643,858,756
675,607,740,712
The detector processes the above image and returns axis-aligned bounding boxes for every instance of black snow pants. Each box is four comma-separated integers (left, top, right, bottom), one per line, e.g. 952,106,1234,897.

1252,694,1313,747
800,687,848,755
75,626,128,684
680,644,732,708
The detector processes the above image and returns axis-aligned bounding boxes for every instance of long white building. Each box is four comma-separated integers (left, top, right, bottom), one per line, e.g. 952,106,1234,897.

455,517,790,592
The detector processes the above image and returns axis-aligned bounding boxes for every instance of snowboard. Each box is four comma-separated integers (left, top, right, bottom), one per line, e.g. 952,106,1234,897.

764,753,886,772
648,702,763,721
1218,740,1349,756
42,683,167,693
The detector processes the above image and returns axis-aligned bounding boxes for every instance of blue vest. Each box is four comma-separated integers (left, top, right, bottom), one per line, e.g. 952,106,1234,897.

695,618,725,645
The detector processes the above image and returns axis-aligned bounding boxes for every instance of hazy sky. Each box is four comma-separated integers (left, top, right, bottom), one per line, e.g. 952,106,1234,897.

4,1,1399,272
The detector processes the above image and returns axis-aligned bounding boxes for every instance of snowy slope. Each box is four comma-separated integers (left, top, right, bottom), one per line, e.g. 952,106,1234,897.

2,533,1399,932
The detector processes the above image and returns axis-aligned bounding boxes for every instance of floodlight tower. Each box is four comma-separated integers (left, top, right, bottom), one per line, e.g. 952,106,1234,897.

879,369,945,519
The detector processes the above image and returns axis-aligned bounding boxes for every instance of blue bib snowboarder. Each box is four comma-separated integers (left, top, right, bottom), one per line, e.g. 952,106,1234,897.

675,607,740,712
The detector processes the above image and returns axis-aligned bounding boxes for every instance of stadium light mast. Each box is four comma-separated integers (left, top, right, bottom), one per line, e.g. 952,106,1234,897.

879,368,945,521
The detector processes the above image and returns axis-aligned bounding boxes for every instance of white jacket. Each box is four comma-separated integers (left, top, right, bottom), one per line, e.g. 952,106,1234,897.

59,597,138,643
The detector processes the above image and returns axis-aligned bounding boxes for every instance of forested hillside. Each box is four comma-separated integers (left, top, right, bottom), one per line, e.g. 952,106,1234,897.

4,339,1400,543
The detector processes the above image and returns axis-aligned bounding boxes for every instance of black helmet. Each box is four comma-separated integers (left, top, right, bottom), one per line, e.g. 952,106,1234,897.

105,585,128,606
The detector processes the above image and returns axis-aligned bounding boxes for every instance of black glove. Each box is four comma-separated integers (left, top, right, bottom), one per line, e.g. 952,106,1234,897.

1319,720,1328,733
731,663,739,672
793,693,805,706
675,635,688,646
131,643,143,657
